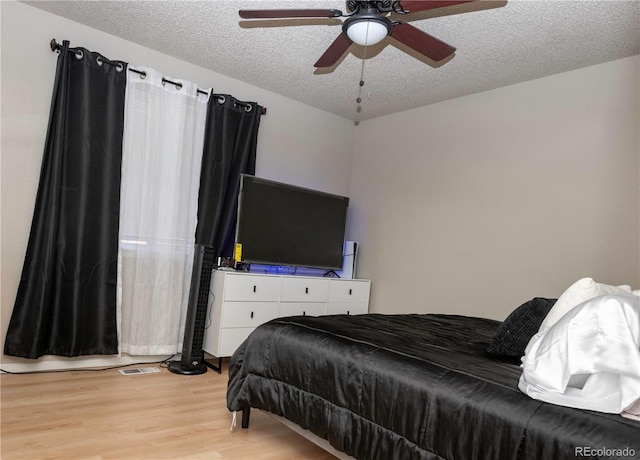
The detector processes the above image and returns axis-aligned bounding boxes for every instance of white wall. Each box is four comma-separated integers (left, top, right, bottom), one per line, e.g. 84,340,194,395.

0,2,354,371
349,56,640,320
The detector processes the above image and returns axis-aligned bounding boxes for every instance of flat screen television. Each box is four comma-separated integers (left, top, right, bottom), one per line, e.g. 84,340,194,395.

235,175,349,270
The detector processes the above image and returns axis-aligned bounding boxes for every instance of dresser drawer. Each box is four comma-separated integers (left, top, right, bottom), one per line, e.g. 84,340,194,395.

223,274,281,302
281,277,329,302
221,301,279,328
326,302,368,316
279,302,326,318
329,280,370,303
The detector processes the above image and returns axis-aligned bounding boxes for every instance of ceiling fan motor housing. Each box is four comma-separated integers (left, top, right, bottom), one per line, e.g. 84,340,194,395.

346,1,394,13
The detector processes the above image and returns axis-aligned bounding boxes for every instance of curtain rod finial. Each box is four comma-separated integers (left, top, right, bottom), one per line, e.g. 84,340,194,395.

50,39,59,52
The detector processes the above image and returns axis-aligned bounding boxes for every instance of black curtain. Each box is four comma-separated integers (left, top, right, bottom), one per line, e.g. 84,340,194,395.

195,94,263,258
4,41,127,358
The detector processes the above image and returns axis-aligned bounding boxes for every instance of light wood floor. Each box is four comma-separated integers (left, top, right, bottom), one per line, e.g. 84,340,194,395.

0,360,336,460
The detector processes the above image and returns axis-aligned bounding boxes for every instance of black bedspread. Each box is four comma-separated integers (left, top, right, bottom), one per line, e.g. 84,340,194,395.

227,314,640,460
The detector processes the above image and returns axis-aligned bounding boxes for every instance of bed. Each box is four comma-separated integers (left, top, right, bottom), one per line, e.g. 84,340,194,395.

226,312,640,460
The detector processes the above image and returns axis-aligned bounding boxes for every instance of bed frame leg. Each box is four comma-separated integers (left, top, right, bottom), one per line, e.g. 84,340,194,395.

241,407,251,428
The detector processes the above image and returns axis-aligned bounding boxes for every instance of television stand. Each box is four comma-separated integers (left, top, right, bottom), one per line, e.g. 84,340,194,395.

202,271,371,360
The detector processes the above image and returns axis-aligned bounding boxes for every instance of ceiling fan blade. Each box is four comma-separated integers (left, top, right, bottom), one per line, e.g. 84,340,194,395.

396,1,477,14
314,33,353,68
239,9,342,19
391,22,456,62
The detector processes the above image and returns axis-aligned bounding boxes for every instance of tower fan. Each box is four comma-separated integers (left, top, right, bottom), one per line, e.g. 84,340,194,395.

169,244,216,375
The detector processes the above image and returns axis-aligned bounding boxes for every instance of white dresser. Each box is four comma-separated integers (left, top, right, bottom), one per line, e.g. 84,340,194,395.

203,271,371,358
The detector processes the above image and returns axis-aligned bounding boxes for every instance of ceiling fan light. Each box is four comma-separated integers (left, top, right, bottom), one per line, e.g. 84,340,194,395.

346,20,389,46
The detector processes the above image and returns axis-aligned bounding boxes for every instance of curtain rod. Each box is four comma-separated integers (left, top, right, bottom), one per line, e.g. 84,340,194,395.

50,39,267,115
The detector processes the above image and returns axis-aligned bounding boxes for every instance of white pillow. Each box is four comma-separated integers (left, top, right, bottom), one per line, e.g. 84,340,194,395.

519,293,640,414
538,278,631,333
524,277,631,355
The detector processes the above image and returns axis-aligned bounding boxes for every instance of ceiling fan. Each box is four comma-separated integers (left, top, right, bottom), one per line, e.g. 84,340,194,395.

239,1,489,68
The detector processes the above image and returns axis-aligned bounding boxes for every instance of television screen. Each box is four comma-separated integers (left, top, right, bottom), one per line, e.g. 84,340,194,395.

235,175,349,270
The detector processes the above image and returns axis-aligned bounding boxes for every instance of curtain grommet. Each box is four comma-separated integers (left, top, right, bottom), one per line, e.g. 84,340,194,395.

116,63,124,73
245,105,253,112
96,56,103,66
217,95,226,104
75,49,84,60
161,77,182,91
139,71,147,79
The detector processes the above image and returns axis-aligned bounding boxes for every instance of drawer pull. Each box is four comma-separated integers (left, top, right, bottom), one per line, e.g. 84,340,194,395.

253,285,256,293
349,288,352,295
250,311,254,319
305,287,309,294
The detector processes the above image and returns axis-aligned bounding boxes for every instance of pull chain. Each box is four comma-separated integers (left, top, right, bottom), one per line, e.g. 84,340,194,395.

354,22,371,126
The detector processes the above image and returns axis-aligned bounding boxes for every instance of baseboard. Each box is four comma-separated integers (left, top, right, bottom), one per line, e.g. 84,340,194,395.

0,354,170,373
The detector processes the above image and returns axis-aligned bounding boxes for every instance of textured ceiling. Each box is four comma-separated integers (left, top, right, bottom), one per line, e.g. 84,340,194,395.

25,0,640,121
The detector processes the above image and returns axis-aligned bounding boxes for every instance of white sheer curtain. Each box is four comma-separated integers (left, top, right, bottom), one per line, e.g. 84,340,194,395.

117,67,209,355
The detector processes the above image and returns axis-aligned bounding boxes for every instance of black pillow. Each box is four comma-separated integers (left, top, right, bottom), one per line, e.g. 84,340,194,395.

486,297,557,358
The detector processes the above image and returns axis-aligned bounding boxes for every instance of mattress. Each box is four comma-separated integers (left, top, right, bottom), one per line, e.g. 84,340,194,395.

227,313,640,459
